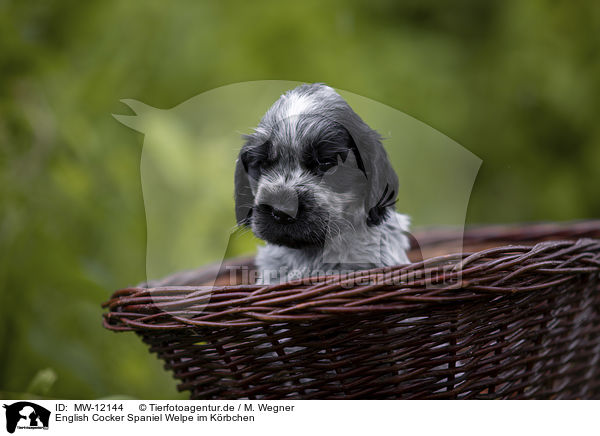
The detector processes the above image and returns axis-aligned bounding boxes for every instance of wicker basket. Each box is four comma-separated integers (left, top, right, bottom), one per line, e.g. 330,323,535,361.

103,221,600,399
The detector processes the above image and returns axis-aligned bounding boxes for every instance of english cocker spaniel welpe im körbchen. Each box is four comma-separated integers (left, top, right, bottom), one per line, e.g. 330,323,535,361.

235,83,410,284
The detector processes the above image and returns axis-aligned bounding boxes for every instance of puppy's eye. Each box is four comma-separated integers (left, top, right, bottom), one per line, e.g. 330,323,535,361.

317,161,337,173
241,153,263,180
246,160,262,180
315,150,347,175
241,142,270,180
303,133,352,176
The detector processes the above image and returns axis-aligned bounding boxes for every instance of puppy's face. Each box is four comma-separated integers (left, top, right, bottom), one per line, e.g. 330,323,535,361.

235,84,398,250
241,115,365,249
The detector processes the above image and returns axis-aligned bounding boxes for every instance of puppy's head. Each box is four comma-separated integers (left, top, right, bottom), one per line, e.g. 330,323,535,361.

235,83,398,249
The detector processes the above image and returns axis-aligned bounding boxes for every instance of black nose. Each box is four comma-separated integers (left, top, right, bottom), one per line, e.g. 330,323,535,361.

258,204,296,224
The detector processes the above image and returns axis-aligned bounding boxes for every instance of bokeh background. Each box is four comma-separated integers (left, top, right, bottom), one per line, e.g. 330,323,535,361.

1,0,599,399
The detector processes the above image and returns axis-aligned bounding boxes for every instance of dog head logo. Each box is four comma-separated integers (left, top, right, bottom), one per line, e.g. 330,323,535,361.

114,81,481,288
3,402,50,433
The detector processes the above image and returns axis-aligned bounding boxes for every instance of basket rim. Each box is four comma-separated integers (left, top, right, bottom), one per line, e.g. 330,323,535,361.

102,220,600,330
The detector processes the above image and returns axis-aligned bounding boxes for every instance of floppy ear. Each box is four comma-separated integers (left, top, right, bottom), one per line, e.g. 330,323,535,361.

359,132,399,227
234,150,254,226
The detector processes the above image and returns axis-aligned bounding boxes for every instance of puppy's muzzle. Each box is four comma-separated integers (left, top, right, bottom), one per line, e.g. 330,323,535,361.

255,185,299,225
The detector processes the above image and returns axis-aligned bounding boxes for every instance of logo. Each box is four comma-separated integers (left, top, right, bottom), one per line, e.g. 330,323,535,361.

113,80,481,289
3,402,50,434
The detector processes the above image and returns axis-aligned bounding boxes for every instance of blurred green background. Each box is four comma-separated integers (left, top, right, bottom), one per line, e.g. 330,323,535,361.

1,0,598,399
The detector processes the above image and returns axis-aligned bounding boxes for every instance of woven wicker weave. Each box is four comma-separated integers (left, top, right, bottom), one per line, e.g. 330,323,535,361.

103,221,600,399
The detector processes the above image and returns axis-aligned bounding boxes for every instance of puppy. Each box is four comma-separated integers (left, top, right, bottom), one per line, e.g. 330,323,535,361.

235,83,410,284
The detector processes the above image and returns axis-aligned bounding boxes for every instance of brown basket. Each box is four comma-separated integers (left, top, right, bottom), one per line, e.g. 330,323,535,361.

102,221,600,399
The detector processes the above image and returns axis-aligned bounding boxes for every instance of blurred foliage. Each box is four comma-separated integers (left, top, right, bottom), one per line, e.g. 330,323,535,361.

0,0,598,399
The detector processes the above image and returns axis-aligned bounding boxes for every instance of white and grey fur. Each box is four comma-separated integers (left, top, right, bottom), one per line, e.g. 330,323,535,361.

235,83,410,284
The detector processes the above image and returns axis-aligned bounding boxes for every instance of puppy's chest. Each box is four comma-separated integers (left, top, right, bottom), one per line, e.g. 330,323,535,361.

255,239,400,284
